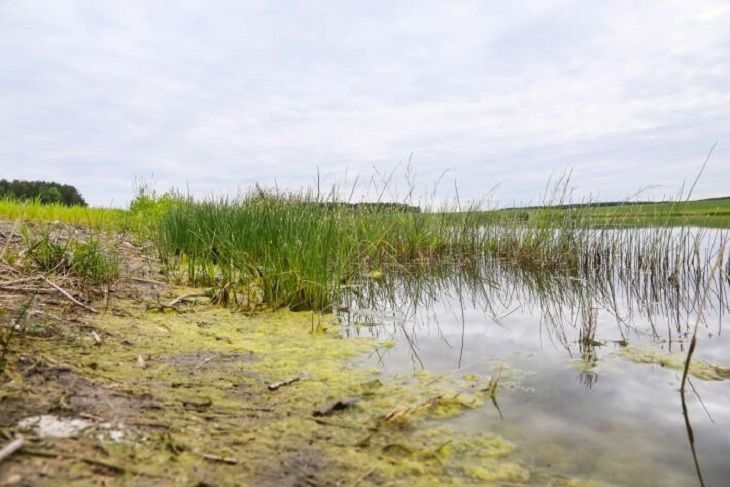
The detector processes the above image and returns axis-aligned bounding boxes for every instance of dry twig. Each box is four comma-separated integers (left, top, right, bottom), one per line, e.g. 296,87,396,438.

0,436,24,463
43,278,98,313
166,292,209,307
128,276,166,286
268,373,308,391
200,453,239,465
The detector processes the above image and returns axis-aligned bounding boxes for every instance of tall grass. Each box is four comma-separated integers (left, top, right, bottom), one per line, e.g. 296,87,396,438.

5,179,724,313
153,181,728,311
154,189,486,310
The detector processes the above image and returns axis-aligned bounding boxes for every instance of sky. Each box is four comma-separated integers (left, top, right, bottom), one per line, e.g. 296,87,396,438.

1,0,729,208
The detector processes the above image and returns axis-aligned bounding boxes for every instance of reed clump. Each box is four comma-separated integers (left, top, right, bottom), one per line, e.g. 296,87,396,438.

150,180,728,312
154,189,484,310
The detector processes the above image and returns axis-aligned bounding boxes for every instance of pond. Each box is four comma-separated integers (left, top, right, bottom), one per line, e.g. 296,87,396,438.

340,228,730,486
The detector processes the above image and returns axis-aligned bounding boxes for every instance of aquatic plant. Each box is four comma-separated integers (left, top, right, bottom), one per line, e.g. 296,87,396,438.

153,187,491,310
152,178,729,313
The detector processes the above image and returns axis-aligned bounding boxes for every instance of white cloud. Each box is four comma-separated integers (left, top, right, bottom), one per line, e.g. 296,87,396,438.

0,0,728,206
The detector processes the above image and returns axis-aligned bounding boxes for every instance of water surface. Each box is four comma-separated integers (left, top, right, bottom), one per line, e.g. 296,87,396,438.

341,229,730,486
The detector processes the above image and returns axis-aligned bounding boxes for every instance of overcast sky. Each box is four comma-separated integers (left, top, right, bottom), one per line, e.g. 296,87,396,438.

1,1,729,207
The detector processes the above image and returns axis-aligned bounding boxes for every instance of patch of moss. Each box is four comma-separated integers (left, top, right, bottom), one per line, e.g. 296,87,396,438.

619,346,730,380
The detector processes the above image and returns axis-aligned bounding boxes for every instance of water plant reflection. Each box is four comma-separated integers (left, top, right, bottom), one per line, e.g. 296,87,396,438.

342,229,728,370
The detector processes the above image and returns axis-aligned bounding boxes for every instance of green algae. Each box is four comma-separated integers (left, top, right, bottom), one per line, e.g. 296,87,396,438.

618,345,730,381
2,293,597,485
4,213,728,487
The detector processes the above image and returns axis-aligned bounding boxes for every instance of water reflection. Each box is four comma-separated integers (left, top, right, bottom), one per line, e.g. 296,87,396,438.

338,228,729,486
682,381,706,487
343,230,728,366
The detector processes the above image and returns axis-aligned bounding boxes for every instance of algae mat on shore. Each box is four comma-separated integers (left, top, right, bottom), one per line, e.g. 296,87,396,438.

2,297,587,485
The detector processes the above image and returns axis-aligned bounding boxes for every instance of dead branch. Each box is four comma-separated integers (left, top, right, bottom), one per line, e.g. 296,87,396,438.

0,286,56,294
43,278,98,313
0,436,24,463
200,453,239,465
21,448,130,475
310,418,367,431
127,276,166,286
0,276,43,287
166,292,209,307
313,398,356,417
0,259,21,272
268,373,308,391
80,457,126,474
28,310,63,321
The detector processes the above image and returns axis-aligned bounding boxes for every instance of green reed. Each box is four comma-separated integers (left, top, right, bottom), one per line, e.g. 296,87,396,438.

152,180,728,311
154,187,492,310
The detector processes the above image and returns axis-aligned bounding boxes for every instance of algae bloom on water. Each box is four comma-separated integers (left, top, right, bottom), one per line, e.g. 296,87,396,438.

3,299,554,485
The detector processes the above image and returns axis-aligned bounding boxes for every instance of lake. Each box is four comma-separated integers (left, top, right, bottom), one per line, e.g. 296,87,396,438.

341,228,730,486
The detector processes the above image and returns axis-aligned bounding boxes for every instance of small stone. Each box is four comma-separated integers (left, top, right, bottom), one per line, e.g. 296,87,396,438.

3,473,23,485
17,415,91,439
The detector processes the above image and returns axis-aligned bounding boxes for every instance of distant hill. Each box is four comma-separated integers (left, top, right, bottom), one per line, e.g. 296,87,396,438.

0,179,87,206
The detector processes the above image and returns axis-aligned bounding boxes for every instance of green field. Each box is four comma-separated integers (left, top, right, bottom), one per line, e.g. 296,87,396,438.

0,198,137,232
494,196,730,228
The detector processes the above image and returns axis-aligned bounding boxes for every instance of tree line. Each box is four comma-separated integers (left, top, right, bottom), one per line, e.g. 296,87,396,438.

0,179,87,206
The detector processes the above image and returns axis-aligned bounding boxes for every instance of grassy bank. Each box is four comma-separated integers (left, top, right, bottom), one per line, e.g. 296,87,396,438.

3,189,727,313
2,187,729,484
0,198,136,233
0,223,540,486
495,196,730,228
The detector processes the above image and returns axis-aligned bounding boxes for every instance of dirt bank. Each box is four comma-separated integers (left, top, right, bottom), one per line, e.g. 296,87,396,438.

0,222,584,486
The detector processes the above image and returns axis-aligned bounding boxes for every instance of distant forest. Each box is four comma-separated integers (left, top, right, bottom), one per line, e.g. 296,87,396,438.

0,179,87,206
